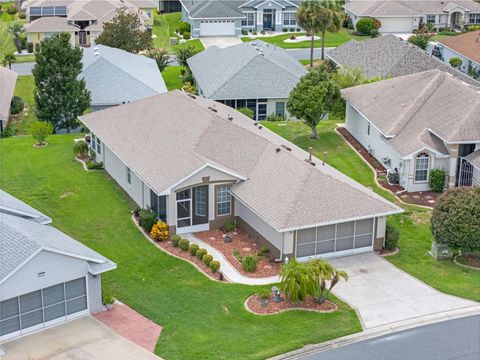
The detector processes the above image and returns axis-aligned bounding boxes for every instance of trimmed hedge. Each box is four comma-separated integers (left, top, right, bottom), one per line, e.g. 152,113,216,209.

179,238,190,251
209,260,220,273
178,21,190,35
429,168,446,193
196,248,207,259
189,243,199,256
171,234,181,247
202,254,213,266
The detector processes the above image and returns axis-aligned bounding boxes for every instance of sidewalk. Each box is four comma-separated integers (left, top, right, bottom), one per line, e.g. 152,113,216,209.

183,234,280,285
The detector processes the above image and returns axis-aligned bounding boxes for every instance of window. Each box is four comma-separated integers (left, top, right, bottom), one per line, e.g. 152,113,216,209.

414,152,430,182
91,134,96,151
236,99,246,109
126,167,131,185
242,13,255,26
283,12,296,26
258,103,267,120
225,99,235,108
275,102,285,117
54,6,67,16
96,138,101,154
195,186,208,217
42,6,54,16
247,99,257,118
216,185,231,216
367,122,370,135
30,7,42,16
470,13,480,24
427,15,435,23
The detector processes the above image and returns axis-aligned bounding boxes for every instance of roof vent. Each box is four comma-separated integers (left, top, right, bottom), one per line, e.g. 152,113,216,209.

251,42,257,46
187,93,196,100
254,122,258,126
208,106,217,113
227,114,233,121
281,144,292,151
258,125,263,130
275,148,281,153
305,146,315,165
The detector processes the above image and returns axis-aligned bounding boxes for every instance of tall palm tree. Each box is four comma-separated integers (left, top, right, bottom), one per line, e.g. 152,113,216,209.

297,0,344,65
310,258,348,303
2,52,16,69
279,260,316,304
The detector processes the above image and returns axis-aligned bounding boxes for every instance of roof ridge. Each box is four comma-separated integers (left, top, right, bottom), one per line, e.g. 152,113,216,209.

452,101,480,139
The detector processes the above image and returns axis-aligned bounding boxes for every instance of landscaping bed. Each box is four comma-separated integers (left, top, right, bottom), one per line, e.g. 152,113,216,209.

195,228,281,278
246,294,337,315
455,253,480,270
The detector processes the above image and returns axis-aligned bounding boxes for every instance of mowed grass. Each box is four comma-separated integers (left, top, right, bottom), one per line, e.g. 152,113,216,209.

264,120,480,302
153,12,204,52
0,135,362,359
12,75,37,132
162,65,183,90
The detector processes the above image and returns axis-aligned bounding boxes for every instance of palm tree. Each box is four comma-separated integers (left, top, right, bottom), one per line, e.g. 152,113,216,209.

279,260,316,304
2,52,16,69
310,258,348,304
297,0,344,66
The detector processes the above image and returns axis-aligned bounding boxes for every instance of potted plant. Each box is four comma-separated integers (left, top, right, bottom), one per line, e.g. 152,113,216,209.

103,291,115,310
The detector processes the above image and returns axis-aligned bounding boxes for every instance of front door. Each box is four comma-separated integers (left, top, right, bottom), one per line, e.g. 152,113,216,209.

263,12,273,30
176,186,209,234
78,31,87,46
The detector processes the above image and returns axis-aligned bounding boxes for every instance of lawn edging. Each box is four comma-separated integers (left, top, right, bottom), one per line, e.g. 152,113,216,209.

244,295,338,316
453,254,480,271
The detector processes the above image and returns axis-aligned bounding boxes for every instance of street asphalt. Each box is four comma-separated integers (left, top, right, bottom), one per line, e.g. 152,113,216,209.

286,47,333,61
297,315,480,360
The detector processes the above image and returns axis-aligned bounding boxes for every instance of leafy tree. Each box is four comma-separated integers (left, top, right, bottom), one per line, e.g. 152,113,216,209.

310,258,348,303
279,260,316,304
96,7,152,53
356,18,375,34
29,120,53,145
408,27,433,50
0,25,16,61
431,187,480,253
237,107,254,119
146,48,171,72
175,44,198,70
5,5,18,21
287,66,340,139
297,0,343,65
32,33,90,132
449,57,463,69
2,52,15,69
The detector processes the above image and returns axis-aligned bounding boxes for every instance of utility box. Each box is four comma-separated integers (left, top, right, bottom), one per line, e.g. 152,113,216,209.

430,242,453,260
170,37,178,46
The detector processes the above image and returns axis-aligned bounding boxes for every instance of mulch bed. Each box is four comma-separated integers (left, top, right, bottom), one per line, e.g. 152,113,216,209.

376,247,398,256
195,229,281,278
337,127,441,208
456,253,480,269
246,294,337,315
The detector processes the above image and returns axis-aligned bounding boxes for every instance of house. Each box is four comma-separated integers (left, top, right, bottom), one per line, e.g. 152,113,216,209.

179,0,302,37
22,0,157,48
437,30,480,77
0,189,116,342
327,34,479,86
81,45,167,111
0,67,18,133
187,40,307,121
342,69,480,192
344,0,480,33
80,91,402,261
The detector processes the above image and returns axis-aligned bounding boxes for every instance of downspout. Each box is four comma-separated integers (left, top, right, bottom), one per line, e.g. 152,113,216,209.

275,236,284,263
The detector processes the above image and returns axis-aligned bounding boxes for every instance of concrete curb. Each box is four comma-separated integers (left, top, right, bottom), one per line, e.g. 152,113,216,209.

269,305,480,359
453,254,480,271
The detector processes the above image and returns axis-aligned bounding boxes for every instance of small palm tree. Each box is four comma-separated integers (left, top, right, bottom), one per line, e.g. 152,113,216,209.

310,258,348,303
279,260,316,304
2,52,16,69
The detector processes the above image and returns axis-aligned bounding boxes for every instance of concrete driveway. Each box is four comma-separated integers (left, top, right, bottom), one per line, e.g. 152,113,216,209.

331,253,478,329
200,36,243,49
0,316,161,360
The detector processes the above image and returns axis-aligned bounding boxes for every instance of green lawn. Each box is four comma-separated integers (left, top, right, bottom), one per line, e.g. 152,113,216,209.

153,12,204,52
0,2,26,25
263,120,480,302
12,75,37,132
0,135,362,359
14,54,35,63
162,65,183,90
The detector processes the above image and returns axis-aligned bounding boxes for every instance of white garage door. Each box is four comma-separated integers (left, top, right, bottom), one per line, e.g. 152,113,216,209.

200,20,236,36
296,219,374,260
379,17,413,33
0,277,88,341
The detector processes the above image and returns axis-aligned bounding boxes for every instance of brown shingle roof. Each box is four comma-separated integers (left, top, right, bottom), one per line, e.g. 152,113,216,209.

439,31,480,65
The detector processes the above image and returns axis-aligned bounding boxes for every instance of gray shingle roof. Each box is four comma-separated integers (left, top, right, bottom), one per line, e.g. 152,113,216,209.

24,16,79,32
327,35,479,86
465,149,480,169
80,90,401,232
0,189,116,283
81,45,167,107
0,67,17,122
188,40,307,100
342,69,480,157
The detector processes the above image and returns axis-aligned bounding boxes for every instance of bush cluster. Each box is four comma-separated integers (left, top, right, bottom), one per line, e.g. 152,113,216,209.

166,236,221,274
356,18,376,35
73,141,89,157
139,210,157,232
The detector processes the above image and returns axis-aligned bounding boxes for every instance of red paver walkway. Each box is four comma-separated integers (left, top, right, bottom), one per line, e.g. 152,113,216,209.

93,303,162,353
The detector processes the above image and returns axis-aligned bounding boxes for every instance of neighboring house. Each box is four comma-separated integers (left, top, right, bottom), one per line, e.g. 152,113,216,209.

80,91,402,262
0,67,18,133
22,0,157,48
81,45,167,111
179,0,302,37
159,0,182,13
437,30,480,77
187,40,306,121
0,189,116,342
344,0,480,33
327,34,479,86
342,69,480,193
464,150,480,186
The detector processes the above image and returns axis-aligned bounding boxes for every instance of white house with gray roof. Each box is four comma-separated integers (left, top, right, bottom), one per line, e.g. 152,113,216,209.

0,189,116,342
0,67,18,133
80,90,402,262
81,45,167,111
342,69,480,192
187,40,306,120
344,0,480,33
179,0,302,37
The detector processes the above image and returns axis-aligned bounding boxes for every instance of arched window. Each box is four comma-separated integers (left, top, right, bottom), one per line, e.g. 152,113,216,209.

415,152,430,182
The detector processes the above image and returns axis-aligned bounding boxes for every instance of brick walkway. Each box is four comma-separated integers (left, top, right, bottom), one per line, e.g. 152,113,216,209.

93,303,162,353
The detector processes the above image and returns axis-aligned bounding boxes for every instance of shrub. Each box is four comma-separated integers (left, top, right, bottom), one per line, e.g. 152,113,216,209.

179,238,190,251
189,243,199,256
10,96,24,115
18,11,26,19
373,18,382,29
429,168,446,193
182,81,196,94
102,291,114,305
257,288,270,300
223,221,236,233
356,18,375,34
232,250,240,259
265,114,285,122
178,21,191,35
34,42,41,53
170,234,181,247
449,57,463,69
73,140,89,157
196,248,207,259
431,187,480,252
290,35,296,40
29,121,53,145
150,221,169,241
241,255,258,272
252,30,257,35
27,42,33,53
209,260,220,273
238,107,254,119
0,125,17,138
139,209,157,232
202,254,213,266
183,31,191,40
242,29,248,35
289,28,295,32
282,28,288,32
370,28,380,37
261,245,270,254
87,161,104,170
385,223,399,250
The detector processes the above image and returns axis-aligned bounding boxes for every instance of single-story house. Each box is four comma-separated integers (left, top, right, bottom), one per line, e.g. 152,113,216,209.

344,0,480,33
22,0,157,48
342,69,480,192
464,150,480,186
81,45,167,111
437,31,480,77
187,40,306,121
327,34,479,86
80,90,402,262
0,189,116,342
179,0,302,37
0,67,18,133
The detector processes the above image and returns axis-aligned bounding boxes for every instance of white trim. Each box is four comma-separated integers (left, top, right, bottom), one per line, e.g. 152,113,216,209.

401,146,449,159
254,0,285,9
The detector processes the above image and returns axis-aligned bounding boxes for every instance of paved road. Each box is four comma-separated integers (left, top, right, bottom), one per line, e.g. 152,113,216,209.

297,315,480,360
286,47,334,61
11,62,35,75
